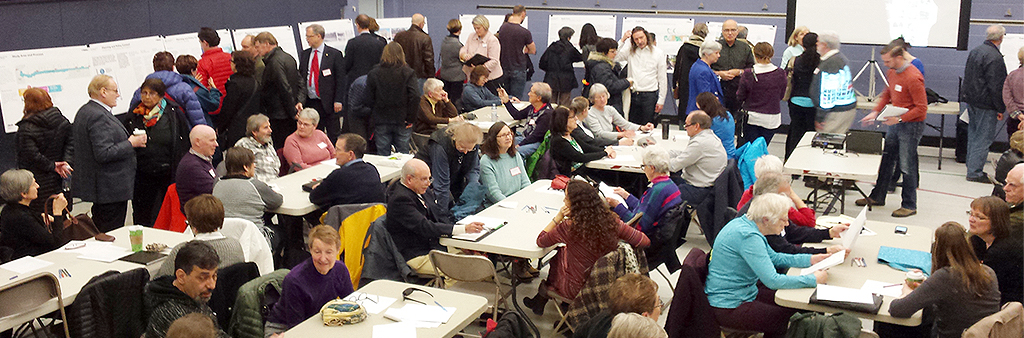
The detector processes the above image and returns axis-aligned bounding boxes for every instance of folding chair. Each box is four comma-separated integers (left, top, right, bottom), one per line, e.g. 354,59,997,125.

0,272,70,338
428,250,511,337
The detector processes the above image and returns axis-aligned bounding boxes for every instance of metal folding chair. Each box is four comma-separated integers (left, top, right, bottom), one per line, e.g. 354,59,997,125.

0,272,70,338
428,249,511,336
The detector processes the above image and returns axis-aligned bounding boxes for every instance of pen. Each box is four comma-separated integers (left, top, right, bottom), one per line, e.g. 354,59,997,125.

434,300,447,312
9,275,17,280
883,283,902,288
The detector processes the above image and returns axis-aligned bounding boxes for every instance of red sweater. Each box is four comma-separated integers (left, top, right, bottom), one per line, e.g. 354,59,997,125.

537,219,649,299
873,64,927,122
197,47,234,115
737,187,816,227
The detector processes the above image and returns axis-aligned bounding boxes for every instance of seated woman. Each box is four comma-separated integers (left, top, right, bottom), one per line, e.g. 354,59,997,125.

523,180,650,315
0,169,67,260
695,92,736,159
736,155,816,227
706,193,828,338
414,78,462,135
743,172,847,256
156,194,246,278
213,147,283,228
414,121,483,222
967,196,1023,304
283,108,335,171
888,222,1001,338
549,107,615,176
569,96,631,147
607,313,667,338
574,274,662,338
479,121,531,207
462,65,503,112
585,83,653,141
605,147,682,242
265,224,354,334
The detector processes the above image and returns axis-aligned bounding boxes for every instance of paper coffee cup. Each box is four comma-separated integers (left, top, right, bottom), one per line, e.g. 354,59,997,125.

134,129,146,136
129,225,144,252
906,270,925,289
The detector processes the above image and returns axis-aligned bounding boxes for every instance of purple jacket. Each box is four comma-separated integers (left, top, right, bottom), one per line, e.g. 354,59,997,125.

175,152,216,208
266,259,354,328
131,70,208,127
506,102,553,145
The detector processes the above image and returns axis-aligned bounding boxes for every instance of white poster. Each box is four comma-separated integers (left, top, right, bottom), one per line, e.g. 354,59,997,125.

298,19,355,52
1002,34,1024,75
0,46,93,133
458,14,529,45
706,22,779,46
89,36,167,115
374,17,429,42
162,29,234,59
546,15,616,50
621,17,695,70
232,25,300,62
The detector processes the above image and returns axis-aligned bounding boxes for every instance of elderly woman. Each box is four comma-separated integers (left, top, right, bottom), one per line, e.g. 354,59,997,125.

569,96,628,147
499,82,555,157
156,194,246,278
686,40,724,114
606,147,682,237
584,38,632,112
523,180,650,315
438,19,467,104
462,66,503,112
1006,46,1024,134
480,122,530,207
16,88,72,214
367,42,419,155
550,107,615,176
415,121,483,222
414,78,462,134
283,108,335,171
218,50,260,148
781,26,809,69
737,42,788,145
737,155,816,228
608,313,667,338
575,274,663,337
540,26,584,106
460,15,502,93
742,172,847,256
120,78,191,227
786,33,820,160
0,169,68,260
706,193,828,338
585,83,654,142
265,224,354,333
967,196,1023,304
235,114,281,183
673,23,708,117
213,147,283,228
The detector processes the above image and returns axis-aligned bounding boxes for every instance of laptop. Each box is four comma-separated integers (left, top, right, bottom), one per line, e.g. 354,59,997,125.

846,130,883,155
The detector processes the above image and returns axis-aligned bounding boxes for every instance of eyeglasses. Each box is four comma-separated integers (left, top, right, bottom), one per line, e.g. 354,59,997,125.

966,210,988,220
683,123,696,128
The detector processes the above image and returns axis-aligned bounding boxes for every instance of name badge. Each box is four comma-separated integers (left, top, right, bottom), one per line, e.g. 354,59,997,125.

208,169,217,178
322,69,332,77
894,84,903,92
510,167,521,176
317,142,328,149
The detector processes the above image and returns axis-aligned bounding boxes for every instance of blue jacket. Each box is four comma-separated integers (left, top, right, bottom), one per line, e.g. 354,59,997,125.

687,59,724,114
462,83,502,112
181,75,222,116
131,70,207,127
710,114,737,159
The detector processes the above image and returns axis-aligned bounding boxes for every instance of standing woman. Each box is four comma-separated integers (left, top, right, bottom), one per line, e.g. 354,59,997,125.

540,26,584,106
737,42,788,145
578,23,600,60
438,19,467,104
460,15,502,94
16,88,73,213
479,122,531,207
785,33,819,160
367,42,419,155
780,26,809,69
674,23,708,117
218,50,260,148
966,196,1023,304
695,92,737,159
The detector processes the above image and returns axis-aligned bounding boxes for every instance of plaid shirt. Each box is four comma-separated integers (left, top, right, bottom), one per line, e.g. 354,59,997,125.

565,242,649,328
235,136,280,183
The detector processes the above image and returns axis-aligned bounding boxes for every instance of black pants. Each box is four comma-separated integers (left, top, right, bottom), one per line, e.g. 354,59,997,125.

92,200,128,232
132,171,171,227
629,90,659,125
306,98,342,143
442,79,465,107
269,117,296,150
786,101,816,161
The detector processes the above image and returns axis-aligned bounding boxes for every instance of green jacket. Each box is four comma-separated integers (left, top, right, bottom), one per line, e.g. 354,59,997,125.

228,269,289,338
786,312,862,338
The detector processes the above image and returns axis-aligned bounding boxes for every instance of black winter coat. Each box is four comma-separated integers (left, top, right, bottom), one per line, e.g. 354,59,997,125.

67,268,150,338
16,107,73,213
260,46,304,120
218,73,260,148
118,100,191,180
673,42,701,115
366,64,418,125
962,41,1008,111
540,40,583,92
584,56,630,106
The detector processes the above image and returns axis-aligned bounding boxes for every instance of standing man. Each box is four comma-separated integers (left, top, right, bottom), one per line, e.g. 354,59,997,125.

394,13,435,96
254,32,304,148
616,26,668,125
712,20,755,136
73,75,148,232
300,24,346,143
963,25,1008,182
498,5,536,98
239,35,265,82
344,14,387,91
856,41,928,218
196,27,233,117
810,31,857,134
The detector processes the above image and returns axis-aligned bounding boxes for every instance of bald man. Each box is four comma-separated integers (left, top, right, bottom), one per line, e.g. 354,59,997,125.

177,125,220,208
239,35,266,83
1006,164,1023,226
393,13,435,96
712,19,755,137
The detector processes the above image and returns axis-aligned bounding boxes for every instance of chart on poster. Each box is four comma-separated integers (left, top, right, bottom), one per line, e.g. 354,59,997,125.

90,36,167,115
162,29,234,60
298,19,355,52
621,17,695,70
0,46,92,132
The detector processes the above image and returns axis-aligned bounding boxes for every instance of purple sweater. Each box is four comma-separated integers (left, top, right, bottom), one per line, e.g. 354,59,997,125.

506,102,553,145
175,152,216,208
267,258,354,328
736,66,788,115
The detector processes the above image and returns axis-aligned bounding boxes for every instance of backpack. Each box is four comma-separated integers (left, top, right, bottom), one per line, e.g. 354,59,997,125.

785,312,862,338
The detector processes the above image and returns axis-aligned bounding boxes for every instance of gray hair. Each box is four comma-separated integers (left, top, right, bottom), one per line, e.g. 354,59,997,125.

307,24,325,38
400,158,428,184
297,108,320,126
588,83,610,101
754,154,784,178
1011,163,1024,185
607,313,667,338
532,82,552,104
472,15,490,31
641,147,671,174
246,114,270,137
0,169,34,203
752,172,788,197
986,25,1006,41
699,40,721,58
423,78,444,95
818,31,841,50
746,193,791,225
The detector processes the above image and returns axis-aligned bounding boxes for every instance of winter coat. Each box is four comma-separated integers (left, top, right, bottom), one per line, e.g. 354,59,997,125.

143,275,226,338
366,64,419,125
394,25,435,78
117,100,191,180
228,269,289,338
218,73,259,148
66,268,150,338
540,39,584,92
71,100,135,204
260,46,304,120
15,106,72,212
130,70,207,127
962,40,1008,111
583,53,630,105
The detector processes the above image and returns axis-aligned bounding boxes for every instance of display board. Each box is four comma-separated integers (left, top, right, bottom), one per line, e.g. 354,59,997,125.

298,19,355,52
0,46,92,133
1002,34,1024,74
547,15,616,67
621,17,695,70
706,22,779,46
89,36,168,115
374,17,428,42
458,15,529,45
791,0,970,49
232,25,300,60
162,29,234,60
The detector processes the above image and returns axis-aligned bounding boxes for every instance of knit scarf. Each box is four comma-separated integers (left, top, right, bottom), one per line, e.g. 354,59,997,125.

133,99,165,127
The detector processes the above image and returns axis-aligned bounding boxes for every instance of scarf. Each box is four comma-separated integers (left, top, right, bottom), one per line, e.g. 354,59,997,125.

587,52,615,66
133,99,165,127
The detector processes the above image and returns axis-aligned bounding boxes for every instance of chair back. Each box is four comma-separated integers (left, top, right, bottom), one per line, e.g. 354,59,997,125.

67,268,150,338
209,262,260,330
0,272,69,336
360,215,416,286
962,301,1023,338
276,148,290,176
154,183,188,232
696,159,742,245
428,250,499,284
221,218,275,276
681,248,709,283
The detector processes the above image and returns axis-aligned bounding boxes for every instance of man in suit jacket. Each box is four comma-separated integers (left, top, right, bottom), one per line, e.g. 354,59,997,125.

254,32,303,149
393,13,435,96
72,75,148,231
343,14,387,92
385,159,483,275
309,133,385,209
300,24,347,142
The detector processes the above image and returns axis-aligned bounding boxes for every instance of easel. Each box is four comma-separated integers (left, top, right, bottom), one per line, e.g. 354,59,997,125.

852,47,889,101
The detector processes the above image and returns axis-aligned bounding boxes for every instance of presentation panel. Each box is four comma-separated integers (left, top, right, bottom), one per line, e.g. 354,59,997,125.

0,46,92,133
547,15,616,67
84,36,168,115
458,15,529,46
375,17,428,42
621,17,695,70
232,25,299,60
793,0,967,48
706,22,778,47
298,19,355,52
162,29,234,60
1002,34,1024,74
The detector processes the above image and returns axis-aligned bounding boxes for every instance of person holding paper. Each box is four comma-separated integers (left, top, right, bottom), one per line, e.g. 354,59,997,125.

738,172,848,256
0,169,67,260
585,83,654,142
479,122,531,207
549,107,616,176
605,147,682,241
856,40,928,218
705,194,829,338
460,15,502,93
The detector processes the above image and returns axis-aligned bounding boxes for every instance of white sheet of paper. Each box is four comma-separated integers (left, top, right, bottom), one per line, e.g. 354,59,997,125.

816,215,854,228
816,284,875,304
840,206,868,249
800,251,846,275
373,322,417,338
75,242,132,263
598,182,626,205
343,291,398,314
497,201,518,209
383,303,455,325
456,215,507,230
1,256,54,274
861,280,904,298
876,105,909,120
604,155,636,162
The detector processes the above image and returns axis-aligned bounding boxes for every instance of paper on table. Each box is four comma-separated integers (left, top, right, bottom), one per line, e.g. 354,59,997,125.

816,215,854,228
604,155,636,162
1,256,54,274
76,242,132,263
452,215,507,241
320,158,339,167
800,251,846,275
383,303,455,325
373,322,417,338
598,182,626,205
840,206,868,250
816,284,876,304
861,280,904,298
876,105,909,120
343,291,398,314
497,201,518,209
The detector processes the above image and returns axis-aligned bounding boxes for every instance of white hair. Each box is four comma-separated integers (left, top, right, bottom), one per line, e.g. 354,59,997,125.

297,108,320,125
1011,163,1024,185
423,78,444,95
986,25,1006,41
754,155,784,178
746,193,791,225
588,83,610,101
0,169,34,203
607,313,667,338
818,31,841,50
699,40,721,58
642,146,671,174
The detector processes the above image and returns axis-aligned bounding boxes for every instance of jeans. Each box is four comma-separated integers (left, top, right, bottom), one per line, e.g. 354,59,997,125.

374,124,412,155
518,141,540,158
743,123,776,146
503,69,528,99
868,122,924,209
629,91,659,125
966,105,1000,179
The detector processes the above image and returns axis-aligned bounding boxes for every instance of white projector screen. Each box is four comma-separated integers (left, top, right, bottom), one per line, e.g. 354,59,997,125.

790,0,970,49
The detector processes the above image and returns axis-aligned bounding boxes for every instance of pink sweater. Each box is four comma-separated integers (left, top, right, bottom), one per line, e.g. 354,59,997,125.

283,130,335,170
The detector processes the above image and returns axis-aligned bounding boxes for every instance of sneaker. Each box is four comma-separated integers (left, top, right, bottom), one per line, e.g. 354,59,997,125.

891,208,917,217
855,198,884,207
966,173,991,183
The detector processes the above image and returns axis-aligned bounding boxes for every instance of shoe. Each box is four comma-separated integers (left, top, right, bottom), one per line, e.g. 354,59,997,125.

522,295,546,316
855,198,884,207
891,208,917,217
515,264,537,281
966,173,991,183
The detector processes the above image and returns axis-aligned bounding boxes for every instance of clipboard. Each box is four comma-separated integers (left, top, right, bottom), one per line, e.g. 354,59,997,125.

464,54,491,67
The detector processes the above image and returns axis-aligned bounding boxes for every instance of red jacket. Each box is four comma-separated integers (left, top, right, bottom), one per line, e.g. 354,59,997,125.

197,47,234,115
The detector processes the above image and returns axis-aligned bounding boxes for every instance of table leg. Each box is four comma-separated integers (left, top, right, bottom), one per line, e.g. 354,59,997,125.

938,115,945,170
510,259,541,337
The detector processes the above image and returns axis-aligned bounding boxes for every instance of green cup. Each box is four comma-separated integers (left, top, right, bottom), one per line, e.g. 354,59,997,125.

129,226,144,252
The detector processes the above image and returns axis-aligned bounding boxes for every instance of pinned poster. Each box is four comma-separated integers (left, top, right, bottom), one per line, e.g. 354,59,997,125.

375,17,429,42
232,25,300,61
706,22,778,46
547,14,616,67
89,36,167,115
621,17,695,69
162,29,234,59
1001,34,1024,75
0,46,92,132
458,15,529,45
298,19,356,52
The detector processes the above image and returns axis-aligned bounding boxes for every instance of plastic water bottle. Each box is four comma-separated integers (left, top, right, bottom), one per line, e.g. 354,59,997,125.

491,104,498,122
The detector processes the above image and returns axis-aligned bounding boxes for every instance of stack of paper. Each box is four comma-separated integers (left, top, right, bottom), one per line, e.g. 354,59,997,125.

816,284,875,304
598,182,626,205
383,303,456,328
74,242,132,263
342,292,398,314
861,280,903,298
1,256,53,274
799,251,846,275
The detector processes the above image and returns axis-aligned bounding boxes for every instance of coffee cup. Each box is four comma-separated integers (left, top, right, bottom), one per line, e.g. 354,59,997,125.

129,226,144,252
905,270,925,289
134,129,146,136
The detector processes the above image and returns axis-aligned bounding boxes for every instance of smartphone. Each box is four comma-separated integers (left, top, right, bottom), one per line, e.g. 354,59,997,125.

894,226,908,234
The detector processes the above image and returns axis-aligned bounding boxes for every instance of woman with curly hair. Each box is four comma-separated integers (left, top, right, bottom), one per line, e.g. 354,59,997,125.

523,180,649,315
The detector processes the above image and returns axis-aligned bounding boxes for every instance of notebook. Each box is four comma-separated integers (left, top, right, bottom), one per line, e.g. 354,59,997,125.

119,251,167,266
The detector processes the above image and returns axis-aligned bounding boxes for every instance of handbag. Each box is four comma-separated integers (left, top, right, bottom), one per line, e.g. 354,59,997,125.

44,195,115,242
783,57,796,101
551,175,571,190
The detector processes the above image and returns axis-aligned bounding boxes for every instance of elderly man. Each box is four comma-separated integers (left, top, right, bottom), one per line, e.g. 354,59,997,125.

1005,164,1023,227
686,40,725,114
669,111,727,204
177,125,219,208
300,24,346,142
616,26,669,125
712,20,755,132
415,122,483,222
309,133,385,209
498,82,554,157
144,241,226,338
856,40,928,218
811,31,857,134
234,114,280,183
964,25,1009,183
254,32,304,148
73,74,147,231
239,34,265,81
394,13,435,96
498,5,536,98
385,159,484,274
414,78,462,134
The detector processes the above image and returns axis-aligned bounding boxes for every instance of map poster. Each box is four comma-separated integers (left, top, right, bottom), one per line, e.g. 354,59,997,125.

162,29,234,60
232,25,300,62
89,36,167,115
374,17,428,42
298,19,356,52
0,46,93,132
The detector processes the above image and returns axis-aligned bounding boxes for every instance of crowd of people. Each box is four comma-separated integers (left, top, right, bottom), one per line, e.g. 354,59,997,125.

2,6,1023,338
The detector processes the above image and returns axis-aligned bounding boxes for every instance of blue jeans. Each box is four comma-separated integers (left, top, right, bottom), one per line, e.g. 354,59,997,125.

518,141,540,158
966,105,999,179
629,91,659,125
503,69,528,99
868,122,924,209
374,124,412,155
